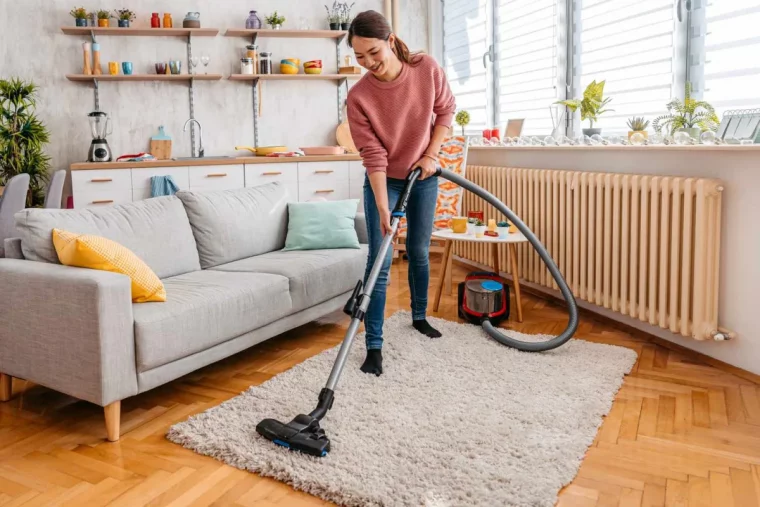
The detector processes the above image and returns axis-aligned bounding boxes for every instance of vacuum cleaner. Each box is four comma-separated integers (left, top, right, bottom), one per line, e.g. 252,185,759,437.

255,167,579,457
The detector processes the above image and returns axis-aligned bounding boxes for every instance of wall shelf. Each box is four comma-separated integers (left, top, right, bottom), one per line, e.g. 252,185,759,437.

61,26,219,37
66,74,223,82
228,74,361,82
225,29,347,39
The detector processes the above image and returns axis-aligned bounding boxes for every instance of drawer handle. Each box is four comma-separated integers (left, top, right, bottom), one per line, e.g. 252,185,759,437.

314,170,334,174
91,199,114,204
262,171,282,175
206,173,228,177
91,178,113,183
315,189,335,194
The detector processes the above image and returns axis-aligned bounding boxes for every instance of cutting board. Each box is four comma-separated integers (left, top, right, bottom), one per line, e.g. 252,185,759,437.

336,106,357,153
149,126,172,160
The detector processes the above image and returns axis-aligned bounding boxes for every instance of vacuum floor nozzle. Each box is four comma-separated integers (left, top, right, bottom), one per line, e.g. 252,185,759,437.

255,414,331,457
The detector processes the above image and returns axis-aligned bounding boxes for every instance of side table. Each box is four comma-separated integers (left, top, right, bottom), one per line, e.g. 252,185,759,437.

431,229,528,322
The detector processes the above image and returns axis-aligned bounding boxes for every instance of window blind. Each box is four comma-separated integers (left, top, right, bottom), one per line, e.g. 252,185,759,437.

442,0,492,134
577,0,677,134
699,1,760,116
496,0,564,135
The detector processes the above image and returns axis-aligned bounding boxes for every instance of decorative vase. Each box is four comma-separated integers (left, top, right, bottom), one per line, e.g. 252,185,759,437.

151,12,160,27
118,19,129,27
583,127,602,137
341,22,349,30
92,42,102,75
245,10,262,29
82,42,92,75
75,18,87,27
97,18,109,27
163,13,173,28
88,14,97,26
329,22,340,30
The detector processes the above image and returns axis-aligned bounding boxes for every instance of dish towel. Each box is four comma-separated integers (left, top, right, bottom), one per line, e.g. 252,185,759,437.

150,175,180,197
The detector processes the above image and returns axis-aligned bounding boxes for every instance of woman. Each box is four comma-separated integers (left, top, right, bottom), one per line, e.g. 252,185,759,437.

346,10,456,376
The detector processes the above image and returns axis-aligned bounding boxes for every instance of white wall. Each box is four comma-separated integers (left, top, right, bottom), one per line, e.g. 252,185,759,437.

0,0,428,196
468,146,760,376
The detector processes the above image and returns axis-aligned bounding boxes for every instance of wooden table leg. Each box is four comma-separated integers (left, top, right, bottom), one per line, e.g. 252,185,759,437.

508,243,523,322
446,246,453,295
492,242,500,277
433,240,453,312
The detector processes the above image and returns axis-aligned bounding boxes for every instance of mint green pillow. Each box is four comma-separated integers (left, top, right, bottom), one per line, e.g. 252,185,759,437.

283,199,360,251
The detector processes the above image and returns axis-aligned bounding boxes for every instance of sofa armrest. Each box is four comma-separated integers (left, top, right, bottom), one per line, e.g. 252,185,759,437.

0,259,138,406
3,238,23,259
354,212,368,244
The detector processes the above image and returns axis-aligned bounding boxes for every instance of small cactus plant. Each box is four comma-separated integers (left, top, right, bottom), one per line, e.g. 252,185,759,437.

627,117,649,132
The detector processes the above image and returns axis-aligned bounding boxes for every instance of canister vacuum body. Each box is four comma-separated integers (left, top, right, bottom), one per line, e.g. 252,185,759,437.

458,271,510,326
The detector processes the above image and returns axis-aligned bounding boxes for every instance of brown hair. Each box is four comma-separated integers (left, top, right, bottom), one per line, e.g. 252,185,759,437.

347,10,422,65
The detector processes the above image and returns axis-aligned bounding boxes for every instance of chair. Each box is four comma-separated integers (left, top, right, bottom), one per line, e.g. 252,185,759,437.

0,173,30,257
44,170,66,209
393,135,470,259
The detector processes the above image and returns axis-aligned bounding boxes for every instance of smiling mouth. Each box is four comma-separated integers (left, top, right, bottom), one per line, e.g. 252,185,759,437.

369,63,382,72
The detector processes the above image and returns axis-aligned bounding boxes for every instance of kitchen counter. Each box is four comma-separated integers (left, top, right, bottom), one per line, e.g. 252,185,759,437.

70,154,362,171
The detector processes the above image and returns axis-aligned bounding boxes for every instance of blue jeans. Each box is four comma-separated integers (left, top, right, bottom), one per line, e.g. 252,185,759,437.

362,173,439,349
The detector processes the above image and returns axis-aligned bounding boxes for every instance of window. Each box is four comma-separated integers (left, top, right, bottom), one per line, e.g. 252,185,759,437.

436,0,760,138
690,0,760,117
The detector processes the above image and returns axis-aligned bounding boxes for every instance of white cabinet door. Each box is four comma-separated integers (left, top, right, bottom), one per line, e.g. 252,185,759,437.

71,169,132,208
188,165,245,191
244,162,299,201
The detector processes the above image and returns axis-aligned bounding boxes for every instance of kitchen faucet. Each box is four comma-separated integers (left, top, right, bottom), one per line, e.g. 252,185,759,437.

183,118,204,158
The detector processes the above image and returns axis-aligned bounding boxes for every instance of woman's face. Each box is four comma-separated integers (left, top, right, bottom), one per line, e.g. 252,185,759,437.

351,34,396,76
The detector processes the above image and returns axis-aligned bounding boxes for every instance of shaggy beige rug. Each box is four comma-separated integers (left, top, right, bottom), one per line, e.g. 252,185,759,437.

167,311,637,507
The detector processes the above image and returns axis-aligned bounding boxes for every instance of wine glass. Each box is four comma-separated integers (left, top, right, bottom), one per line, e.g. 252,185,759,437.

200,55,210,74
190,56,200,74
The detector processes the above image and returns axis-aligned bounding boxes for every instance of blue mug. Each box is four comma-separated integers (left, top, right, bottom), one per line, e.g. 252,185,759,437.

122,62,133,75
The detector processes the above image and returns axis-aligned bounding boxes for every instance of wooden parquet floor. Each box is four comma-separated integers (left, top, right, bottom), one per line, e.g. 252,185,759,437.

1,257,759,506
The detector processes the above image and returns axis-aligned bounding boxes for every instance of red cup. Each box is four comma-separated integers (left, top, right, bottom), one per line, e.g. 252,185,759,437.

482,129,492,140
490,128,500,140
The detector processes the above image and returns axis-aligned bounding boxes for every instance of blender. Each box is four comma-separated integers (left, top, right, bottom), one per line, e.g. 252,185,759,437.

87,111,113,162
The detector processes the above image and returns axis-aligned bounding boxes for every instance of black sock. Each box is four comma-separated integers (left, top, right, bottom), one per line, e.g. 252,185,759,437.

413,319,442,338
360,349,383,376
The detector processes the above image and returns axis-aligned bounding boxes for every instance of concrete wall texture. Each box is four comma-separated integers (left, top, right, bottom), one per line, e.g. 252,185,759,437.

0,1,428,196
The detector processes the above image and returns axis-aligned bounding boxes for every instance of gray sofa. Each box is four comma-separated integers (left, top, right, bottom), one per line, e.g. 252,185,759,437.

0,181,368,441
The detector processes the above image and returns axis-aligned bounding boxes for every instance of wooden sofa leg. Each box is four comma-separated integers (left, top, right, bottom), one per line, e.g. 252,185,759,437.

104,401,121,442
0,374,12,402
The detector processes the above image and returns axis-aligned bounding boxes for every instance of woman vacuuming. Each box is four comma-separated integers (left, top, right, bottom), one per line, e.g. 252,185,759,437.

346,10,457,376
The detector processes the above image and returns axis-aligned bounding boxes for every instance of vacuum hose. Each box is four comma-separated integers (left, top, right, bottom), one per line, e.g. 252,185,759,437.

437,167,579,352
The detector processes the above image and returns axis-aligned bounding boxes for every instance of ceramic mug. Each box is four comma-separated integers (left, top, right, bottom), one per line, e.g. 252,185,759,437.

122,62,133,75
449,216,467,233
108,61,119,75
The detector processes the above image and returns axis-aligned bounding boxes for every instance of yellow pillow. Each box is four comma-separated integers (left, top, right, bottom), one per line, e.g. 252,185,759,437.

52,228,166,303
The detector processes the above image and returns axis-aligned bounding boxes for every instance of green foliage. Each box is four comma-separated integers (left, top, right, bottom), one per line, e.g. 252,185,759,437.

0,78,51,207
96,9,111,20
114,9,136,21
475,219,484,226
555,80,614,128
497,220,509,227
70,6,87,18
627,117,649,131
455,110,470,134
265,11,286,25
652,83,719,135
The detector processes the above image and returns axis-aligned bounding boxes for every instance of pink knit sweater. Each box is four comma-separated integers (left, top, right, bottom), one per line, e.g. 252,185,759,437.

346,54,456,179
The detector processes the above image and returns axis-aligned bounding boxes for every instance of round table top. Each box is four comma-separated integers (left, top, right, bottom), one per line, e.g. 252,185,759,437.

432,228,528,243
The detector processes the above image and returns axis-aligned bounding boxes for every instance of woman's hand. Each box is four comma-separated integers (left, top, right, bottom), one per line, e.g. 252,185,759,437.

414,155,438,180
379,206,393,237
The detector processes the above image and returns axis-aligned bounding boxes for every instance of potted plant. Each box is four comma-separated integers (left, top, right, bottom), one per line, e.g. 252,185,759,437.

473,219,486,238
325,2,341,30
555,80,613,137
96,9,112,27
627,117,649,140
265,11,285,29
496,220,510,238
70,7,88,26
0,78,52,208
340,2,355,30
652,83,719,138
455,110,470,136
114,8,136,28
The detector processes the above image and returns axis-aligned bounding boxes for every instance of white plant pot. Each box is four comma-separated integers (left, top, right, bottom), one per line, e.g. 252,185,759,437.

497,226,509,238
474,225,486,238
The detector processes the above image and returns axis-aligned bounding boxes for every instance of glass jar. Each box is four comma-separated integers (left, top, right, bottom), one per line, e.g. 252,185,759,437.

240,58,254,75
245,44,259,74
259,52,273,74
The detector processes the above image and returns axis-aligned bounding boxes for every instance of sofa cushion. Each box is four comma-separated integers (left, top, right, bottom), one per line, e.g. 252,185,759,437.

210,246,368,312
14,196,200,279
175,182,290,269
133,270,292,372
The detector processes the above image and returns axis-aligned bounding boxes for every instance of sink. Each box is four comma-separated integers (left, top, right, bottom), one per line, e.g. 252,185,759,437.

172,155,233,161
